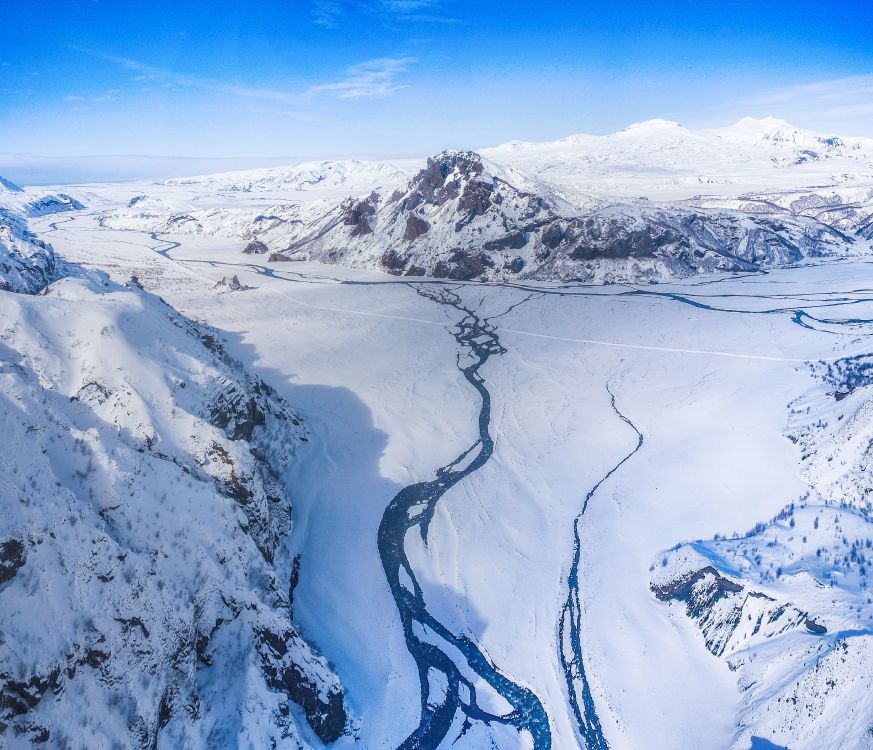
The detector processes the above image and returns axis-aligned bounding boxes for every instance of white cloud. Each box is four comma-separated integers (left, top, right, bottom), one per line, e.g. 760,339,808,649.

306,57,416,99
310,0,454,27
75,48,415,106
742,74,873,136
752,74,873,106
312,0,343,28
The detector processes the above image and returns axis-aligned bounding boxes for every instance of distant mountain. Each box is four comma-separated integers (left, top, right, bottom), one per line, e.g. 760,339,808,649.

482,117,873,201
164,159,415,198
94,120,873,283
247,150,852,282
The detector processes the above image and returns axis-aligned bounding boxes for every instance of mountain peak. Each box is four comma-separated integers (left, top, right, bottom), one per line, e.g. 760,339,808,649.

714,116,817,146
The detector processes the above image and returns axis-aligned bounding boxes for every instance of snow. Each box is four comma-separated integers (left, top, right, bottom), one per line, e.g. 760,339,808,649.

5,117,873,748
483,117,873,201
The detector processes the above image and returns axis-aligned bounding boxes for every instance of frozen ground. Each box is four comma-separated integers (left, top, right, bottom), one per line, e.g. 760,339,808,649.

21,198,873,749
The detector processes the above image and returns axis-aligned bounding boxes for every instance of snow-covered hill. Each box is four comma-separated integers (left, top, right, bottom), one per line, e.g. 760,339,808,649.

164,159,415,200
483,117,873,201
0,206,61,293
0,193,347,747
0,174,86,292
653,340,873,750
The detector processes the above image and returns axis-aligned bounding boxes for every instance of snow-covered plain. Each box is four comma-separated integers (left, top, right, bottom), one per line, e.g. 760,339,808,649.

4,118,873,749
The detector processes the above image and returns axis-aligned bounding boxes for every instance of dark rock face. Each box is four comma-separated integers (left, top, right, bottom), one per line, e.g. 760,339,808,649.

0,667,61,735
505,257,525,273
267,251,293,263
399,151,485,213
483,231,527,252
243,239,269,255
568,223,687,261
257,628,347,744
381,249,408,273
434,250,490,281
653,565,743,608
455,178,494,230
342,194,378,237
0,209,59,294
403,214,429,241
541,222,565,249
0,539,25,585
207,378,267,443
804,618,828,634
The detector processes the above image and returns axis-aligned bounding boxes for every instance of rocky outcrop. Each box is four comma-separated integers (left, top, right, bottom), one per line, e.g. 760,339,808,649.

0,208,61,294
243,239,269,254
213,274,243,292
403,214,429,241
342,193,378,236
652,551,824,658
0,539,25,586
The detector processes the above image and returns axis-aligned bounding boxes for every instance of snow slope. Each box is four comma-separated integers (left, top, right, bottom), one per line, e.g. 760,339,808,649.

0,196,347,748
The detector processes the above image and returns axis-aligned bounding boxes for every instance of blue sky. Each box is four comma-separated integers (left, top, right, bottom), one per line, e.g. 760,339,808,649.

2,0,873,183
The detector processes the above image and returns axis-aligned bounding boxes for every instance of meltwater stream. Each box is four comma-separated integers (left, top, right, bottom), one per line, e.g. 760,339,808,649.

558,385,643,749
377,286,552,749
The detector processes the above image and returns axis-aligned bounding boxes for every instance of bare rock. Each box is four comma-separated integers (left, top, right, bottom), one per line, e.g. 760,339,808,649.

404,215,429,242
243,239,269,255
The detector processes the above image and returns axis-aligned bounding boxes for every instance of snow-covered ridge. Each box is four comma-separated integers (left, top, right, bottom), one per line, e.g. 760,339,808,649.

0,207,60,293
95,145,872,284
483,117,873,201
0,187,348,746
653,343,873,750
0,174,86,293
0,272,348,747
164,158,415,198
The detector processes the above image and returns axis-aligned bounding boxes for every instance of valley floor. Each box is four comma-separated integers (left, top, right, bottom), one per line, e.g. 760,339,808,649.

34,211,873,749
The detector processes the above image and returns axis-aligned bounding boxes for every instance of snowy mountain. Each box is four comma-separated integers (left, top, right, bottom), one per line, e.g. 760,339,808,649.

0,194,347,747
96,142,872,283
0,175,87,293
482,117,873,201
164,159,415,199
0,205,62,294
